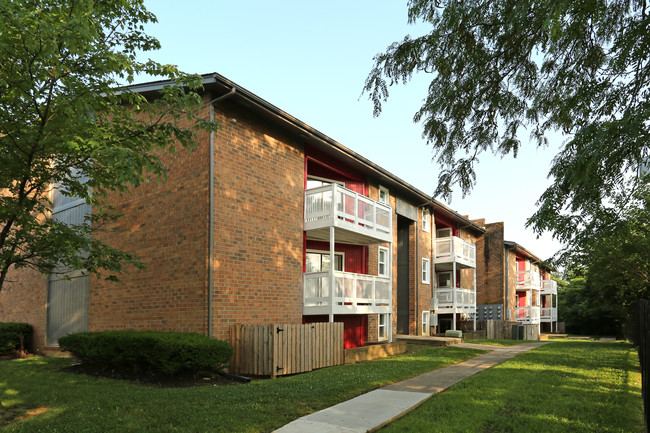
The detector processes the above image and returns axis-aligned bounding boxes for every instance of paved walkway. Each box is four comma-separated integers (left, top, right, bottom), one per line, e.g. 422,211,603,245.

275,342,547,433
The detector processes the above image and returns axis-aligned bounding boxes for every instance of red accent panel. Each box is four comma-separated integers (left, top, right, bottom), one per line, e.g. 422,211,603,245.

433,213,459,236
306,240,368,274
303,315,368,348
305,148,367,196
518,292,527,307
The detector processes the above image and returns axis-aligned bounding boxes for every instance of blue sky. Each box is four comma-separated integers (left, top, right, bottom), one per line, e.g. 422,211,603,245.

139,0,564,261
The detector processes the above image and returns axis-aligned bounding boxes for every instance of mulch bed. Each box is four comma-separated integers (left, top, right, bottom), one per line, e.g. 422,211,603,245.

59,362,242,388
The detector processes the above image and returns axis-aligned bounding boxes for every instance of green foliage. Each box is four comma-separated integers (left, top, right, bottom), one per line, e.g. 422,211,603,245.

58,331,233,377
0,322,33,354
0,0,218,292
364,0,649,248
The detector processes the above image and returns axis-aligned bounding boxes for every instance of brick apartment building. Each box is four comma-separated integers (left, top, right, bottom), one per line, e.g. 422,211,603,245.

0,72,490,351
473,221,559,334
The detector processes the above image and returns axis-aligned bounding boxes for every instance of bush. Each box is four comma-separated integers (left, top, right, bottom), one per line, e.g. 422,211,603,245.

0,322,33,354
59,331,233,377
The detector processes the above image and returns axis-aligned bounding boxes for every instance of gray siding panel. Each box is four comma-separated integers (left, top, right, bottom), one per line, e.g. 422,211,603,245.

46,274,89,346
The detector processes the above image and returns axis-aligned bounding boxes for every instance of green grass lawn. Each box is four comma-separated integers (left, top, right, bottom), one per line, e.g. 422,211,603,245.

0,345,484,433
381,341,643,433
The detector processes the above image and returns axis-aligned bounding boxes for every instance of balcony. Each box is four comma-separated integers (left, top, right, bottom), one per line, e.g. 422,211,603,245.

432,287,476,314
304,184,392,245
434,237,476,270
516,270,541,291
541,279,558,295
516,306,541,324
303,271,392,316
540,307,557,322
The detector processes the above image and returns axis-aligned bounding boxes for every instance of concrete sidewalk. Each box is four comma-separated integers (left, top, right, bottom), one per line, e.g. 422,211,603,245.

275,342,547,433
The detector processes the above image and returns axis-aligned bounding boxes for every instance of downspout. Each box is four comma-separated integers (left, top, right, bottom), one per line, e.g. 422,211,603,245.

208,87,237,337
504,244,511,323
415,218,419,335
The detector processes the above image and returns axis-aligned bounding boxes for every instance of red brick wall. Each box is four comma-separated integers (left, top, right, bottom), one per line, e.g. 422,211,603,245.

475,222,506,306
210,104,304,340
90,94,214,335
0,269,48,348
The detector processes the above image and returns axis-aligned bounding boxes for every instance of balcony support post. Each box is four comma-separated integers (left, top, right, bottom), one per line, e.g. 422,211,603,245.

329,225,335,323
452,260,457,331
473,267,477,331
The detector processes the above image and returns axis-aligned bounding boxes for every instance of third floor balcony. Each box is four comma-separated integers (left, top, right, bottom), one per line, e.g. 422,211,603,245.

434,236,476,270
304,184,392,245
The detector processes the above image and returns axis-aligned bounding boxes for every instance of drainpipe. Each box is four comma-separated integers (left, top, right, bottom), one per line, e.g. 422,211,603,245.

208,87,237,338
504,244,511,324
415,218,419,335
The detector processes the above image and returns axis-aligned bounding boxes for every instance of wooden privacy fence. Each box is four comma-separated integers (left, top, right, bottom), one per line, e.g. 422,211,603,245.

229,322,344,377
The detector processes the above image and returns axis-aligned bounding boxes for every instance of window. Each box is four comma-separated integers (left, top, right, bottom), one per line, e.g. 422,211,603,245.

306,176,345,189
422,311,430,336
378,246,389,277
378,313,388,340
306,251,344,273
378,186,389,205
436,227,452,238
437,271,452,288
422,208,430,232
422,258,430,284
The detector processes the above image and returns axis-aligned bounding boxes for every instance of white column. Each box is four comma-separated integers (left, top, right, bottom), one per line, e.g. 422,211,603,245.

329,225,335,323
473,267,477,331
452,260,457,331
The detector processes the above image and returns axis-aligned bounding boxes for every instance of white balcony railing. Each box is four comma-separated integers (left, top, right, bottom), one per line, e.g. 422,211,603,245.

516,306,541,324
304,184,392,244
517,270,541,291
435,236,476,268
540,307,557,322
541,279,558,295
303,271,392,315
432,287,476,314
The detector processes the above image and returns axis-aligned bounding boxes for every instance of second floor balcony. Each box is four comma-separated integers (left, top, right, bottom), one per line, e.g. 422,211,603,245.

305,184,392,245
431,287,476,314
540,307,558,322
516,306,541,324
541,279,558,295
435,236,476,270
303,271,392,316
517,270,541,291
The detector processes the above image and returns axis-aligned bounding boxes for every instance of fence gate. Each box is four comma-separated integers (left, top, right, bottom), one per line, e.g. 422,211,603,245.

230,322,344,377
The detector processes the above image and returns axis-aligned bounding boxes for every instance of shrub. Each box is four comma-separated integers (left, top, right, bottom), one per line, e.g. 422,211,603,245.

59,331,234,377
0,322,33,354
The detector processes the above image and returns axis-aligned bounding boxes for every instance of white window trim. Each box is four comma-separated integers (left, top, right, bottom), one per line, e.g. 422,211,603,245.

378,246,390,278
422,311,430,336
436,227,452,238
306,249,345,272
378,313,388,341
422,208,430,232
422,258,431,284
378,185,390,205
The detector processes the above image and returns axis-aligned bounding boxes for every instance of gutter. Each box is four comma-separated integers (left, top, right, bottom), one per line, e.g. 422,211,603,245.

207,87,237,338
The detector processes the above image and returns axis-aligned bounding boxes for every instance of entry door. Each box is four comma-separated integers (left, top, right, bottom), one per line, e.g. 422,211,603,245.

397,218,411,334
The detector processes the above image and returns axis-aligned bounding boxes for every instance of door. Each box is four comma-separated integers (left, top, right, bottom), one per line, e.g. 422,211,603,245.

397,217,411,334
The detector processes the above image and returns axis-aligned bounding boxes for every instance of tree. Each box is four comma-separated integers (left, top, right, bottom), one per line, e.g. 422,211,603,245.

0,1,217,292
363,0,649,250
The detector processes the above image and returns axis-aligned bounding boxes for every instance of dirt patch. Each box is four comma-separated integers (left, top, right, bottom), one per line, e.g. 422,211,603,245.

59,363,243,388
1,404,49,427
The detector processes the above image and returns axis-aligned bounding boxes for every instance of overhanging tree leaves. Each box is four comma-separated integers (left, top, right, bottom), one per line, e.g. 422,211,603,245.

0,0,217,292
364,0,649,248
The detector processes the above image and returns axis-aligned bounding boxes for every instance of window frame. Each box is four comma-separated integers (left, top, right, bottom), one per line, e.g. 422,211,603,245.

378,313,388,341
378,246,390,278
422,208,430,232
305,249,345,273
422,257,431,284
378,185,389,205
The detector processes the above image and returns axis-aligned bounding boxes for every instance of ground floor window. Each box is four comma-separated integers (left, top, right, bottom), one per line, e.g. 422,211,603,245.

378,313,388,341
422,311,430,336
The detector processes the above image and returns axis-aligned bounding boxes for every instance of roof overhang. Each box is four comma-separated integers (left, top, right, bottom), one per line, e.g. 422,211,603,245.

125,72,485,234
